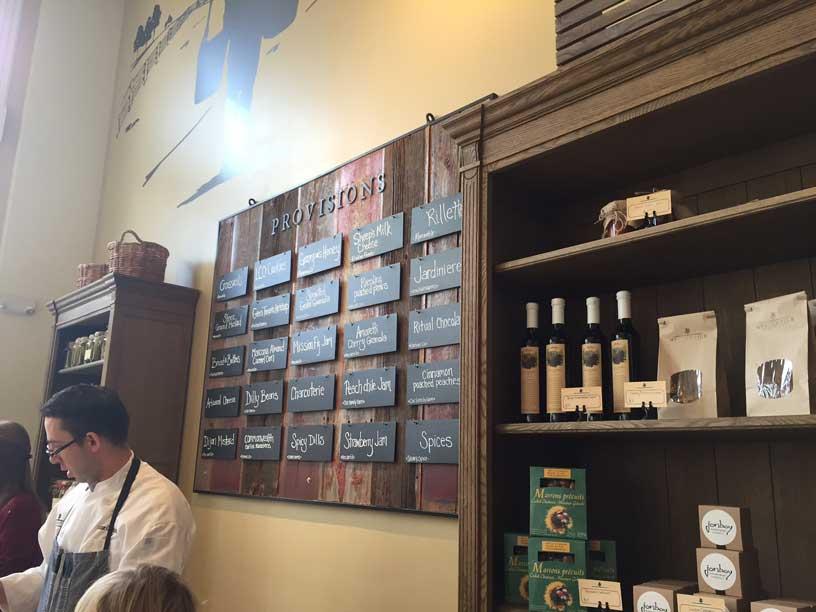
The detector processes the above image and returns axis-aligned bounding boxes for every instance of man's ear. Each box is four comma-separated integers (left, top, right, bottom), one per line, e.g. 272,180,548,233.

84,432,103,453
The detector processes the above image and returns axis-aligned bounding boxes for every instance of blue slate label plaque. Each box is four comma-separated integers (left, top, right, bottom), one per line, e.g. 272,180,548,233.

290,326,337,366
294,280,340,322
209,346,245,378
343,314,398,358
406,359,460,405
212,305,249,339
288,374,336,413
204,386,241,418
254,251,291,290
250,294,290,330
339,422,397,463
408,303,461,349
404,419,459,464
286,425,334,462
202,428,238,459
247,337,288,372
409,248,462,296
410,194,462,244
297,234,342,278
215,267,249,301
350,213,404,262
243,380,283,415
239,426,281,461
348,264,401,310
342,367,396,409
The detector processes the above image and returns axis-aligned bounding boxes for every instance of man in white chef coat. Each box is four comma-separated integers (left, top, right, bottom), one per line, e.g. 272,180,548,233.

0,384,195,612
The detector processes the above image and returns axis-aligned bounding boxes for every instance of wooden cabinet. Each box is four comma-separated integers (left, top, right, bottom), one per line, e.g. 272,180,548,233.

33,274,198,504
440,1,816,610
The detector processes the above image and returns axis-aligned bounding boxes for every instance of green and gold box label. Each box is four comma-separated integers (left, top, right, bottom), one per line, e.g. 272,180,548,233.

528,537,587,612
503,533,529,605
530,467,588,540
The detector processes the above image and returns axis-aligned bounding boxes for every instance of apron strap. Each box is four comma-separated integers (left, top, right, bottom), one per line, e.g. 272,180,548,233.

103,457,141,551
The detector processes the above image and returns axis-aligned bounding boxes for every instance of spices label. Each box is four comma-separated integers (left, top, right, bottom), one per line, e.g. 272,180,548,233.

350,213,404,262
410,193,463,243
254,251,291,290
212,305,249,339
625,381,668,408
409,247,462,296
405,419,459,464
406,359,460,405
240,426,281,461
408,303,461,349
294,280,340,322
250,294,291,330
286,425,334,462
215,267,249,301
296,233,342,278
560,387,603,413
287,374,335,413
247,337,288,372
339,422,397,462
204,386,241,418
347,264,401,310
290,326,337,366
343,314,398,358
201,428,238,459
209,346,245,378
243,380,283,415
578,580,623,611
342,367,396,409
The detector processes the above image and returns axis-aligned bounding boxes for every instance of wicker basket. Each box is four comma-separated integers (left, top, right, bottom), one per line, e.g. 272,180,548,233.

106,230,169,282
76,263,109,288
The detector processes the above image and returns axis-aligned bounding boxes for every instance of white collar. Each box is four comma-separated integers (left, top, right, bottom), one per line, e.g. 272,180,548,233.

86,451,135,495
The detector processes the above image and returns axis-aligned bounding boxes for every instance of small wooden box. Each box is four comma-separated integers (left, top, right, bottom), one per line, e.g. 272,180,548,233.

696,548,760,599
698,505,753,551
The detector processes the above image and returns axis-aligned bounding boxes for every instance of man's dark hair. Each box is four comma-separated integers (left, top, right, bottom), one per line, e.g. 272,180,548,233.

41,384,129,446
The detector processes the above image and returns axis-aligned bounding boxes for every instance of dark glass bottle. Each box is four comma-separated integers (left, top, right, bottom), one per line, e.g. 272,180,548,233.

520,302,543,423
581,297,608,421
546,298,570,423
612,290,642,420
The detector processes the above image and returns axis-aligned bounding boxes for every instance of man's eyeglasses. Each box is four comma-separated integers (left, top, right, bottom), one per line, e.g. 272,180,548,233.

45,439,78,458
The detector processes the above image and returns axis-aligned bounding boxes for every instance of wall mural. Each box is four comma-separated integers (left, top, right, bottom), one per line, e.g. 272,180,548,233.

118,0,306,207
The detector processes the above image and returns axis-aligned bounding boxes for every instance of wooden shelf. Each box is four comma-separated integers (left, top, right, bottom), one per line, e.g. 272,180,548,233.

496,414,816,437
494,187,816,291
57,360,104,376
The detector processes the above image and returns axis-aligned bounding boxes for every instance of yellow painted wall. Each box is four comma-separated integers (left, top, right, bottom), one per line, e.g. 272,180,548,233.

94,1,556,610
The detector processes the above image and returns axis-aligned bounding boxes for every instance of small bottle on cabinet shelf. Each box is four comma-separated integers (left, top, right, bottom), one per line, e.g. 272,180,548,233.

520,302,543,423
582,297,607,421
546,298,569,423
612,290,642,420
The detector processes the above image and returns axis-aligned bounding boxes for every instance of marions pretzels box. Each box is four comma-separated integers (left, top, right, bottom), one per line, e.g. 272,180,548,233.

530,467,588,540
588,540,617,581
503,533,529,605
699,505,753,551
633,580,697,612
696,548,761,599
528,538,587,612
751,600,816,612
678,593,750,612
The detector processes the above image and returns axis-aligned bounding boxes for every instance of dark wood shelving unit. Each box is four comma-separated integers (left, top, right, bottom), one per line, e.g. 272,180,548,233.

34,274,198,506
497,415,816,437
57,360,105,376
440,2,816,611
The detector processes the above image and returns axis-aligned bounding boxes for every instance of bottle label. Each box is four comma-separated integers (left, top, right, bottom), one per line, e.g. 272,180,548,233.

582,343,602,387
545,344,566,414
520,347,540,415
611,339,630,413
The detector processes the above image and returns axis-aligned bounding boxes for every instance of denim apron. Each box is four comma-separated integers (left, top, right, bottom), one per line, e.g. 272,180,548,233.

36,457,140,612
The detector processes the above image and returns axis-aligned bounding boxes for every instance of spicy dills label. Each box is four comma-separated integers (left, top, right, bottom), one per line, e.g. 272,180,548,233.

520,347,540,415
545,344,566,414
582,343,602,387
611,339,630,413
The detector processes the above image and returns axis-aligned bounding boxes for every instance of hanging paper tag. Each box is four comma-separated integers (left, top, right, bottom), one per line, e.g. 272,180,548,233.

578,580,623,610
624,381,667,408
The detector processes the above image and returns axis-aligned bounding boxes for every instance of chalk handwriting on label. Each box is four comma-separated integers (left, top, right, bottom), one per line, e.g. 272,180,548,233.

209,346,245,378
404,419,459,464
339,422,397,462
297,234,342,278
294,280,340,321
254,251,291,290
243,380,283,415
348,264,401,310
251,294,290,329
408,303,461,349
204,386,241,418
201,428,238,459
409,247,462,296
350,213,404,262
288,375,335,412
212,305,248,339
286,425,334,461
344,314,398,358
239,426,281,461
215,267,248,301
290,326,337,365
342,367,396,409
406,359,461,405
247,338,288,372
411,193,463,243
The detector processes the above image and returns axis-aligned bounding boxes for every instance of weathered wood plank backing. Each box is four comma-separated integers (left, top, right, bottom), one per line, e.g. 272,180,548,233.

193,124,460,515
